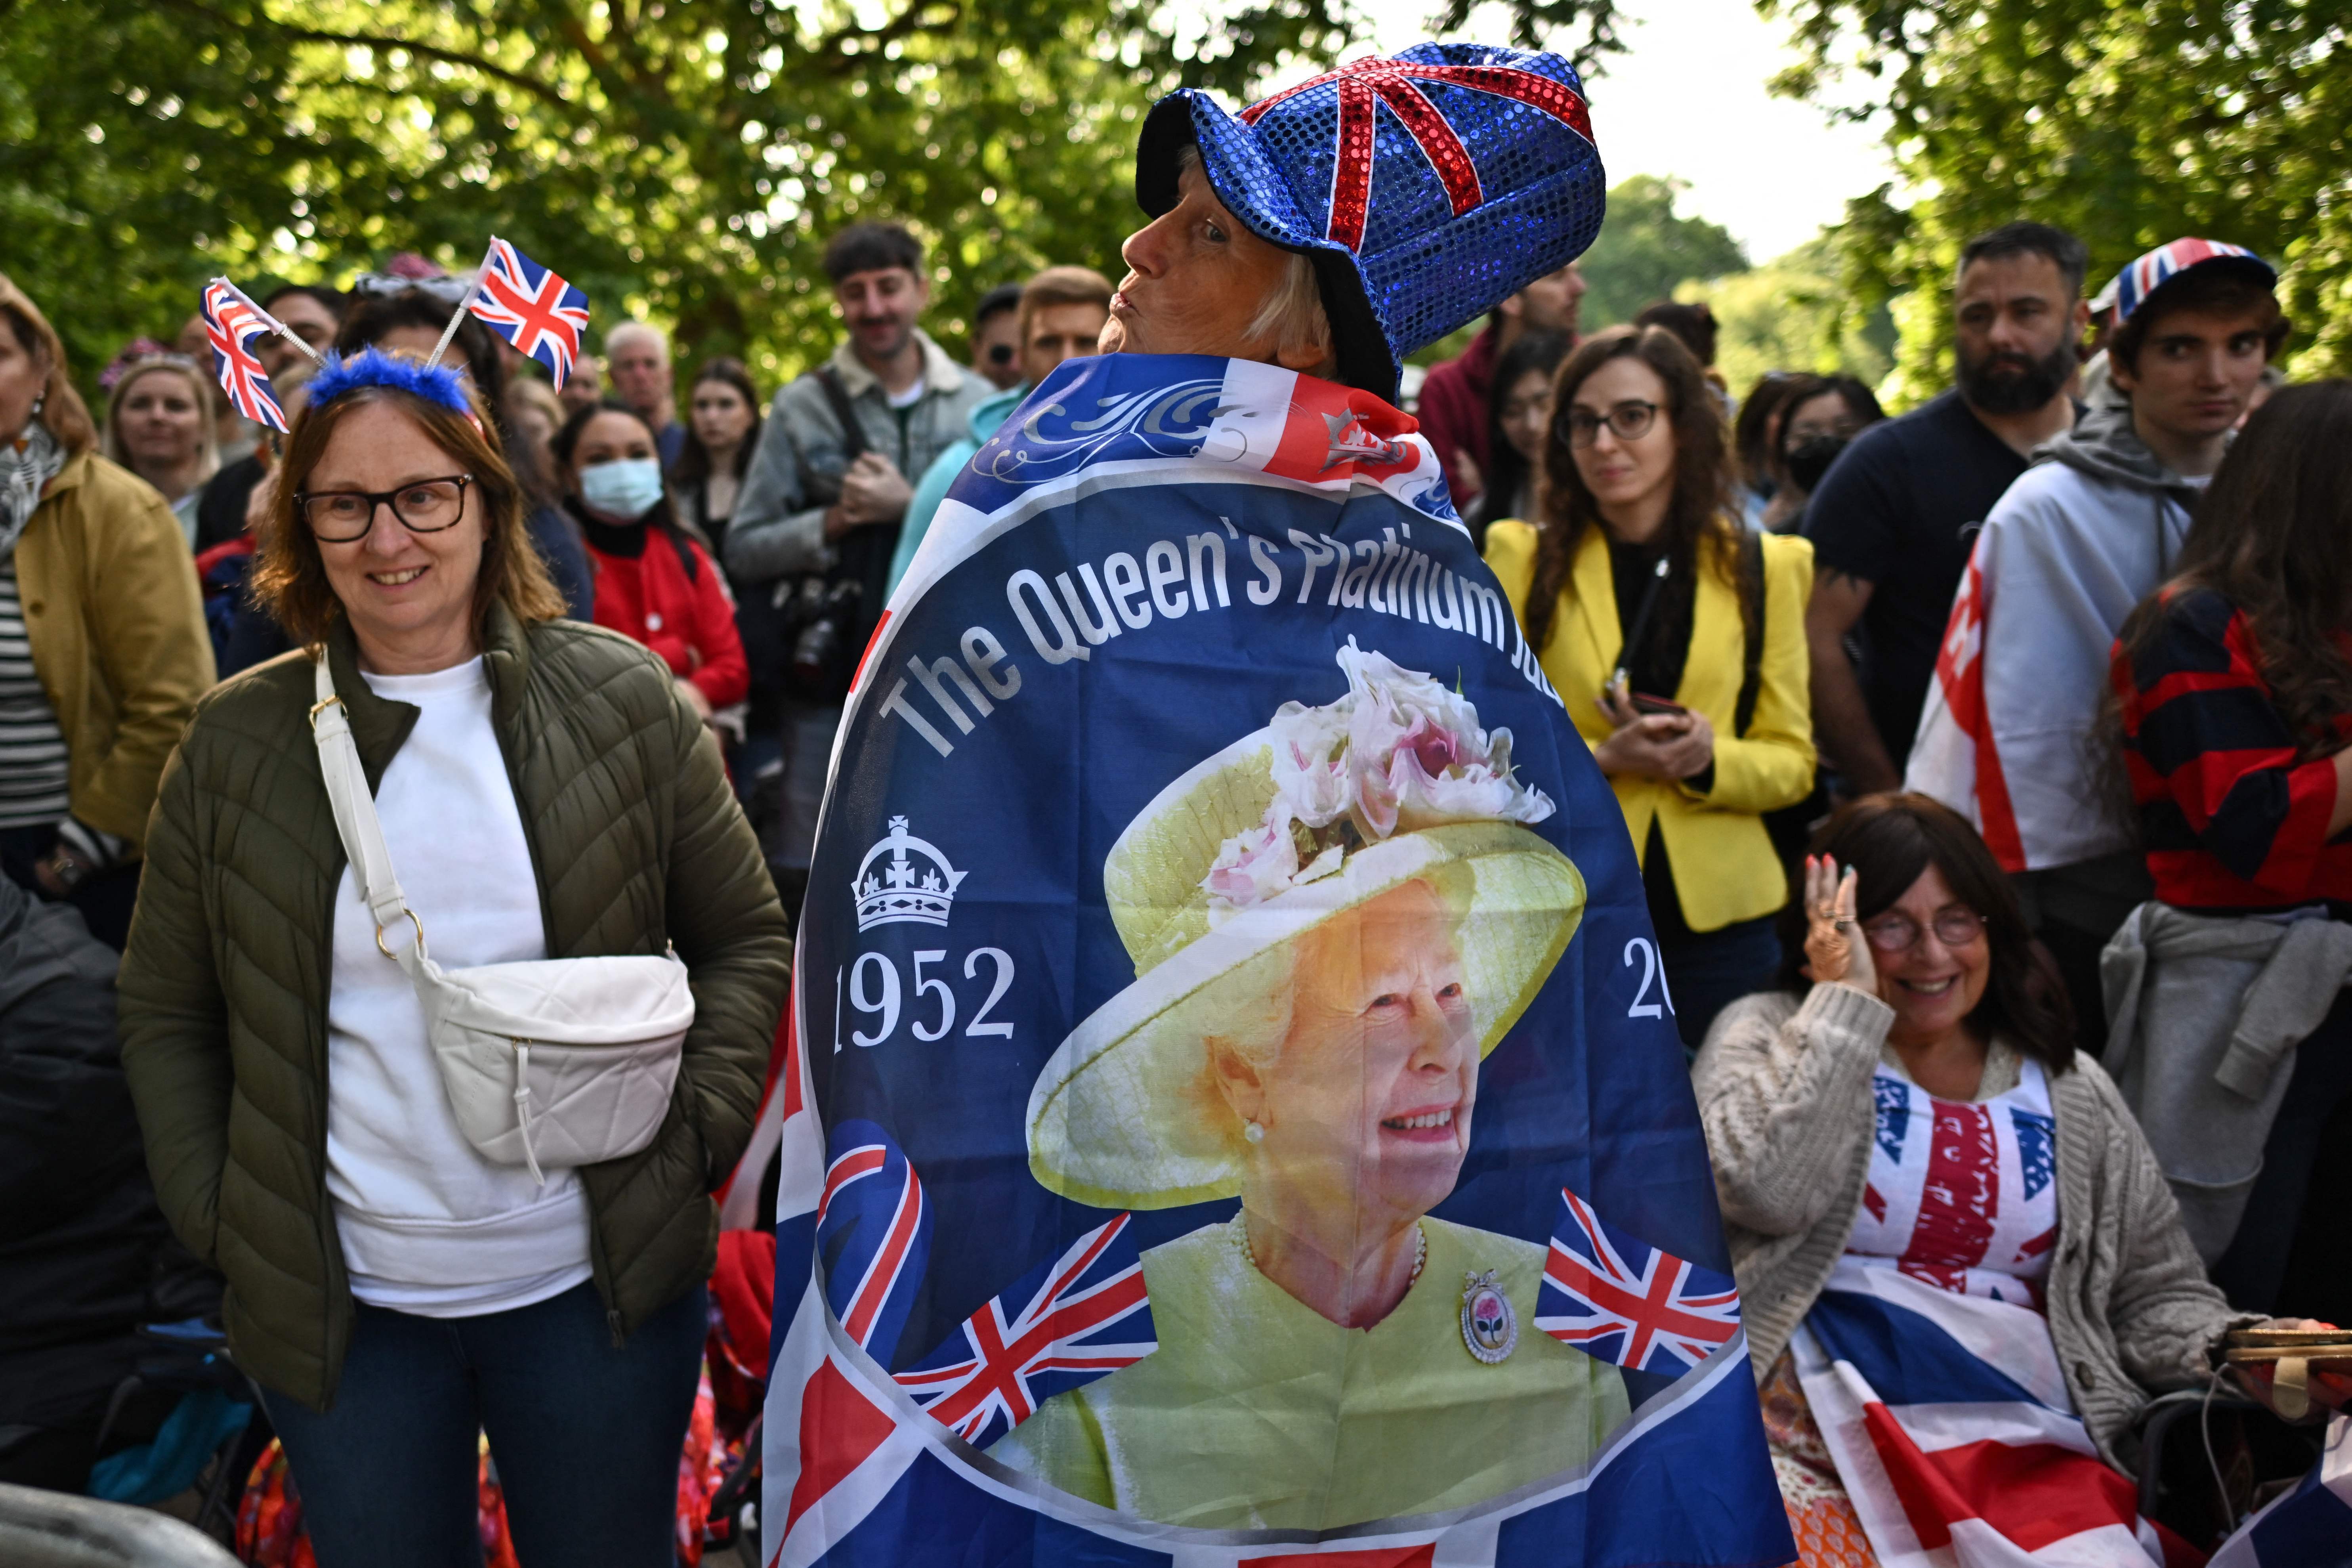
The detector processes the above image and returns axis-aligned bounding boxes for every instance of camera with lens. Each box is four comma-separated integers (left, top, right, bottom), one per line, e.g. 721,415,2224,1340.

777,574,863,695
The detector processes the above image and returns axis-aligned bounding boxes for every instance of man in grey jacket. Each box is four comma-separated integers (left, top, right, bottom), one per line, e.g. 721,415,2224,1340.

726,222,991,902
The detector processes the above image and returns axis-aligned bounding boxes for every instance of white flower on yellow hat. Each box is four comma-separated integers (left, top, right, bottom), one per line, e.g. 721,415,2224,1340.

1203,640,1553,925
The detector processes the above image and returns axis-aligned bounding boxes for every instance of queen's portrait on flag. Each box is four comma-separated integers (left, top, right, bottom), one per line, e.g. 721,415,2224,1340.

997,646,1630,1528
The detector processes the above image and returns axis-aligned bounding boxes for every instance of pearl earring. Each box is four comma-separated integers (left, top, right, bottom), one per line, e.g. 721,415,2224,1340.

1244,1121,1265,1144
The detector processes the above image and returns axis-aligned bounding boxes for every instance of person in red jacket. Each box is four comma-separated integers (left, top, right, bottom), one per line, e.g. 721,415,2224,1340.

552,402,748,722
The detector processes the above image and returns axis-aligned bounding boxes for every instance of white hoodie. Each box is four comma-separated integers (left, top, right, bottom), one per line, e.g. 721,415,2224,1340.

1907,405,2205,871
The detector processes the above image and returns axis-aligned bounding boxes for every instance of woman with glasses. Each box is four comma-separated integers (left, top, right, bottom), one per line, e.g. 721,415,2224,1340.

116,349,788,1566
1486,324,1816,1048
1693,792,2309,1564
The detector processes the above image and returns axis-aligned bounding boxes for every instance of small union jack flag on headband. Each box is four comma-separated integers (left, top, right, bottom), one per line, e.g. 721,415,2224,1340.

466,237,591,389
893,1213,1156,1449
1536,1186,1742,1373
817,1120,932,1363
200,281,288,432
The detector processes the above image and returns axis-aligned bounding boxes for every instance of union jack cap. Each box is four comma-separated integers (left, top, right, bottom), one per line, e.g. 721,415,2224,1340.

1136,42,1605,401
2111,237,2273,325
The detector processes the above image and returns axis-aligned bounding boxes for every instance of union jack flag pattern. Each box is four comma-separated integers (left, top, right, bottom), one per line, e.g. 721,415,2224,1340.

200,281,288,432
1537,1187,1741,1373
468,238,591,389
817,1120,932,1364
893,1213,1156,1449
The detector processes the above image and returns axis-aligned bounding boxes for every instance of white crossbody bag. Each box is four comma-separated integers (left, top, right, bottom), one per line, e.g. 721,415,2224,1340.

309,655,695,1184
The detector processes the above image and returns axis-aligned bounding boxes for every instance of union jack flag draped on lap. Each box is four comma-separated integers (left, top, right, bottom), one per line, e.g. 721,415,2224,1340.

894,1213,1156,1449
199,281,288,432
1537,1186,1743,1373
466,238,591,389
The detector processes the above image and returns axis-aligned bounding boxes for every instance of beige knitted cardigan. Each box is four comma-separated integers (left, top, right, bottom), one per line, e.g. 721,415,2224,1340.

1692,984,2260,1474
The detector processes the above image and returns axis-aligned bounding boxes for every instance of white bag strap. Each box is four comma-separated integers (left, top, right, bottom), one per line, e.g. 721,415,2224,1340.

309,654,424,955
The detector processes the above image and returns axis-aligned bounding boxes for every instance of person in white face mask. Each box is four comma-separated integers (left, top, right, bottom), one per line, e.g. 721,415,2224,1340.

554,401,748,726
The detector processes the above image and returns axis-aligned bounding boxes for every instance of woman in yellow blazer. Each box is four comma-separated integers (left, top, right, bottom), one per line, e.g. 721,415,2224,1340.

1486,325,1813,1047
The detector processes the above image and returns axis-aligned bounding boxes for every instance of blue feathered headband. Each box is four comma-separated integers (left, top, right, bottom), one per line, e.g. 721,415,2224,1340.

306,348,478,420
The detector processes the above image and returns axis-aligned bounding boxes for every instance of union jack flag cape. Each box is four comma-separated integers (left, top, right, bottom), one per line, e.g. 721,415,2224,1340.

465,238,591,389
759,353,1788,1568
199,281,288,432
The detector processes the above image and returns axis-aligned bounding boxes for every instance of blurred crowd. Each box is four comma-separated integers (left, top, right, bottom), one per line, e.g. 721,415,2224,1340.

1,190,2346,1562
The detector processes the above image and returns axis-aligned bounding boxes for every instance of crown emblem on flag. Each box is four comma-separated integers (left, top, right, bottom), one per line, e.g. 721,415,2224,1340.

853,817,968,931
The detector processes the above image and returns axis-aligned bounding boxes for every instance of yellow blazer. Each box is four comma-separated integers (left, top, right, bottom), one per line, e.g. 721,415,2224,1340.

1485,519,1814,932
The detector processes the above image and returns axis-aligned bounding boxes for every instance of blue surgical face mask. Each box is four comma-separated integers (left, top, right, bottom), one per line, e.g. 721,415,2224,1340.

579,456,664,521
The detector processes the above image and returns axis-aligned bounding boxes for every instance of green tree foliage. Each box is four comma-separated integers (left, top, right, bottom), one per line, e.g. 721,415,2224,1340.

1575,174,1749,327
1764,0,2352,396
1684,233,1896,400
1,0,1639,401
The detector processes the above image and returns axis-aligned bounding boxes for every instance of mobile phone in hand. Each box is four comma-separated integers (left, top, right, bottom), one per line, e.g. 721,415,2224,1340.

1628,692,1688,718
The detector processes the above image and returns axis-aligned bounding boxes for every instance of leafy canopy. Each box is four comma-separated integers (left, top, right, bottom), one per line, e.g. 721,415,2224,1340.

1762,0,2352,396
1,0,1626,395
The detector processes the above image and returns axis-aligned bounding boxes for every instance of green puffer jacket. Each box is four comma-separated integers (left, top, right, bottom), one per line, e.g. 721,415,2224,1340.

116,607,791,1411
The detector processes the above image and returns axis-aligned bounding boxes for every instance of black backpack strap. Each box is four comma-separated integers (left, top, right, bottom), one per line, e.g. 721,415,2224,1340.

809,366,871,466
1734,530,1766,738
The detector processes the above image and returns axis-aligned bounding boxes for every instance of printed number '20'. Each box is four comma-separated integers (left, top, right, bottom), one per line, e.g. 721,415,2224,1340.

1623,937,1676,1020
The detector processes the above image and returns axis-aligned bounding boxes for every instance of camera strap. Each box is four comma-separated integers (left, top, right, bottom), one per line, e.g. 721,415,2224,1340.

811,366,871,471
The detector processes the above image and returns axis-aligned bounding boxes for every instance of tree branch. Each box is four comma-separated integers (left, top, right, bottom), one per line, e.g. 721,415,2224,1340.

814,0,963,77
149,0,573,110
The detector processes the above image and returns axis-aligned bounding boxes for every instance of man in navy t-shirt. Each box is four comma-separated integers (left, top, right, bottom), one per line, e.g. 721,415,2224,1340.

1802,222,2091,793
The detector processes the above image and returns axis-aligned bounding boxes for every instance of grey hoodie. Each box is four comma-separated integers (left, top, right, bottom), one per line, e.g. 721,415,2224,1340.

1905,403,2207,869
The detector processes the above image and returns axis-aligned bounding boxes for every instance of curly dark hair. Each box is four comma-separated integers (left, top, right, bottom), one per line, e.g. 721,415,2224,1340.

1774,793,2077,1072
1522,325,1749,665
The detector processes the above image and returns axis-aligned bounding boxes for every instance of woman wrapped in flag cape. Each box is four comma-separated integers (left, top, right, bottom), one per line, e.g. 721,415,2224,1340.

765,43,1814,1562
952,52,1650,1524
1692,794,2326,1563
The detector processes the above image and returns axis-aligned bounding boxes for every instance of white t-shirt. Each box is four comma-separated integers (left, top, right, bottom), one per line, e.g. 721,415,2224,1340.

325,657,594,1317
885,374,928,411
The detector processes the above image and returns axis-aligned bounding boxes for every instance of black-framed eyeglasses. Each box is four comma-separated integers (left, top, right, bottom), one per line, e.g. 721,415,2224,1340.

294,475,474,542
1862,907,1987,953
1563,401,1661,447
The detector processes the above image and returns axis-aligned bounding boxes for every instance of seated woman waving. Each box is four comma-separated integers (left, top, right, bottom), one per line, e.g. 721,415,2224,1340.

1693,794,2314,1564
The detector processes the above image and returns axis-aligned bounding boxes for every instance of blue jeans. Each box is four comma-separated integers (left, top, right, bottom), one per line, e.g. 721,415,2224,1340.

1659,913,1784,1053
261,1282,704,1568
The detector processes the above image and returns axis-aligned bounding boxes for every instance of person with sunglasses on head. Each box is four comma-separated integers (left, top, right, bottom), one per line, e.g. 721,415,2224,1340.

1693,793,2320,1562
115,348,788,1567
1486,324,1817,1048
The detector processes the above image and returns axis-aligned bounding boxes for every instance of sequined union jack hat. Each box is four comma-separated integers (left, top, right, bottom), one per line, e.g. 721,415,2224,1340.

1136,42,1606,401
